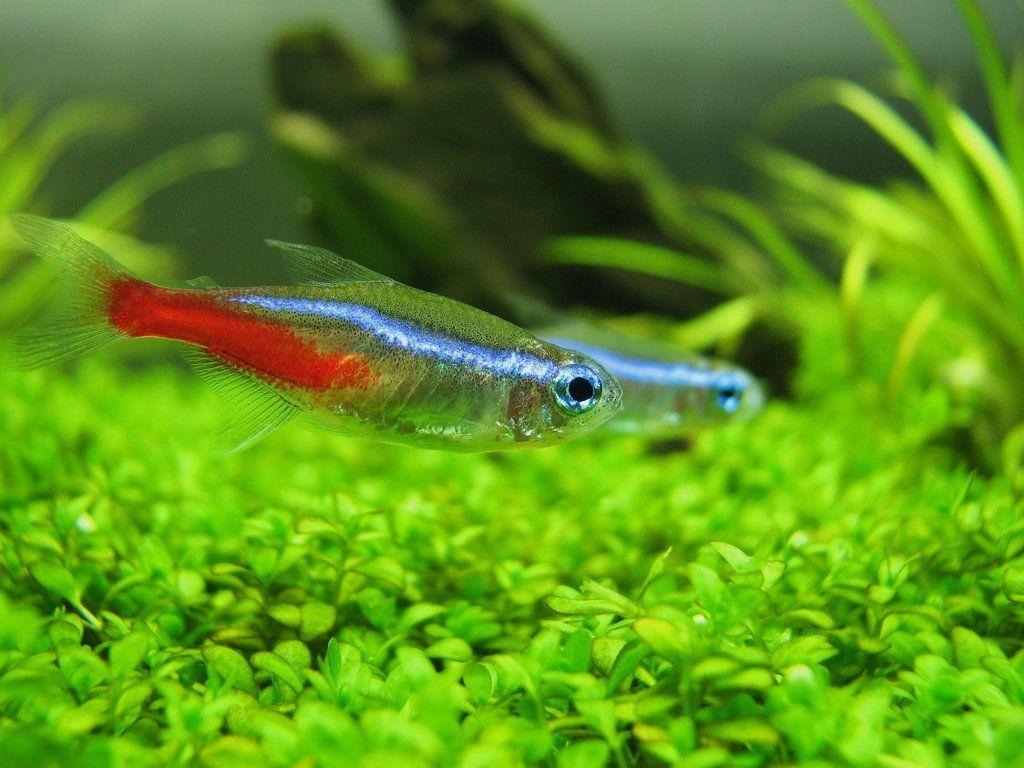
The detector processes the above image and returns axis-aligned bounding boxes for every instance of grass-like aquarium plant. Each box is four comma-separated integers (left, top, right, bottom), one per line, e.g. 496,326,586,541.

551,0,1024,464
0,94,247,330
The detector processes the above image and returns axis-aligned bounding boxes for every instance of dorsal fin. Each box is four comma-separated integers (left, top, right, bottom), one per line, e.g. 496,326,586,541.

265,240,393,285
185,275,220,289
182,348,298,454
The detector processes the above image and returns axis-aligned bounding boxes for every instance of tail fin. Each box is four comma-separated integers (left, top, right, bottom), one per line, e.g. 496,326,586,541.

9,215,131,368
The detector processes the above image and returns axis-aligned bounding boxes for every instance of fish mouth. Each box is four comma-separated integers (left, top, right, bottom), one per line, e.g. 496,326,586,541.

603,379,624,419
739,374,765,418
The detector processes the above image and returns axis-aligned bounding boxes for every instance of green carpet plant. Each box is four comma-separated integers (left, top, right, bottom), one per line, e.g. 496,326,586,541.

1,320,1023,766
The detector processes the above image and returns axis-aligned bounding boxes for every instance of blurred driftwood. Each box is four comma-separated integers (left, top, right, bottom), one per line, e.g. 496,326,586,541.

268,0,718,320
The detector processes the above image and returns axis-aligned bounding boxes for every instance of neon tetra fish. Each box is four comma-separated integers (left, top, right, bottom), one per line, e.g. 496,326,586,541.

539,324,763,436
10,216,621,452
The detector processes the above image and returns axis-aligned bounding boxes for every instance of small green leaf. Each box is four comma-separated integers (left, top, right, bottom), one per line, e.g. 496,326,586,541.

632,618,692,666
703,719,779,745
48,617,84,649
199,736,264,768
203,645,258,696
561,629,592,673
545,596,623,616
868,584,895,604
606,638,652,692
712,667,775,692
426,637,473,662
252,651,305,693
581,580,639,615
575,697,617,743
267,604,301,628
29,560,77,601
639,548,673,599
780,609,835,629
592,636,627,676
557,740,609,768
771,635,838,669
274,640,312,671
353,556,406,589
1003,568,1024,602
951,626,991,670
692,656,740,681
176,569,205,598
669,716,697,754
395,647,437,688
760,561,787,589
710,542,755,573
248,547,279,581
109,631,149,676
114,681,153,721
687,564,725,608
463,662,496,704
299,600,337,640
55,700,107,736
397,603,447,631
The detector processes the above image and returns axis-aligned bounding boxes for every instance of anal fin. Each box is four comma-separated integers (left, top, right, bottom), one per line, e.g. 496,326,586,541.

184,347,299,453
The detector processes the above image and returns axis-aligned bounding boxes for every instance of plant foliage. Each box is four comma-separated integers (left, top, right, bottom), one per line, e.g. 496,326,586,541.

0,94,247,330
548,0,1024,459
1,334,1023,766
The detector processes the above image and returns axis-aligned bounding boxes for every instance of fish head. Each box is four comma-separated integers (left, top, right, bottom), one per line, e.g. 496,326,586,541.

503,349,622,446
700,367,764,422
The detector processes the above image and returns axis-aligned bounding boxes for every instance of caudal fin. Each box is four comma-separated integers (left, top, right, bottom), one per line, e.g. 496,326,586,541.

9,215,131,368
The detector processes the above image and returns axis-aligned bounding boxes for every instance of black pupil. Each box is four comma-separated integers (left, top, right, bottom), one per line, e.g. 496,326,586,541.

720,387,738,401
567,376,594,403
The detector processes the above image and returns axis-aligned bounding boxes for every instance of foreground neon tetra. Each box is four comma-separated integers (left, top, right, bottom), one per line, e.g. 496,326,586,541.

12,216,621,452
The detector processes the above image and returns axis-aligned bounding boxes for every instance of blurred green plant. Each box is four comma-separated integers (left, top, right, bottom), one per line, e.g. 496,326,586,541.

754,0,1024,443
0,93,248,330
549,0,1024,461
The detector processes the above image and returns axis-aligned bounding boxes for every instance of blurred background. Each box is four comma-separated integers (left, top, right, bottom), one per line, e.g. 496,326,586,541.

3,0,1020,282
6,0,1024,429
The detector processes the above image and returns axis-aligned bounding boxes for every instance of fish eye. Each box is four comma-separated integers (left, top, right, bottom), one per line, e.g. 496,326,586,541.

715,376,744,414
552,366,602,414
567,376,594,402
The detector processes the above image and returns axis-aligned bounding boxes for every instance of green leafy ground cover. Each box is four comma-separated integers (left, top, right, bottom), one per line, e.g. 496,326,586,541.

2,306,1024,767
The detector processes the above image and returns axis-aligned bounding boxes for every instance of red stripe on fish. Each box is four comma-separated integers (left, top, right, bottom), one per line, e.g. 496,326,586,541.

107,278,374,391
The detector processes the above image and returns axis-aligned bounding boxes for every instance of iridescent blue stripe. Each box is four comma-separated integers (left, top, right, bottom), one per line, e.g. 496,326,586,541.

230,295,557,380
544,337,731,389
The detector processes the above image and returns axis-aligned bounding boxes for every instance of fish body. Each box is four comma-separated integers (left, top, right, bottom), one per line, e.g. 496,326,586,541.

540,325,763,436
12,216,621,452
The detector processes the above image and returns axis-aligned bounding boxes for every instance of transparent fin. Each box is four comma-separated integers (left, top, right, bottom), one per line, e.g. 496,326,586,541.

183,348,299,453
185,275,220,289
537,320,704,363
8,215,131,369
297,413,359,436
499,289,561,326
265,240,392,285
